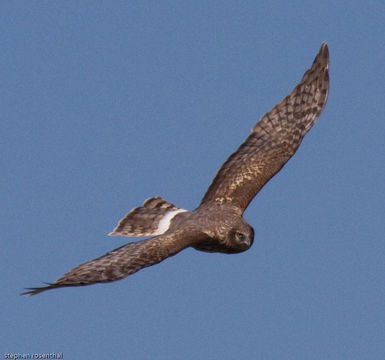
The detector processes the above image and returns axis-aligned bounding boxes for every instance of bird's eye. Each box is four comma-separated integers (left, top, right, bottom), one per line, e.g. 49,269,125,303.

235,231,246,242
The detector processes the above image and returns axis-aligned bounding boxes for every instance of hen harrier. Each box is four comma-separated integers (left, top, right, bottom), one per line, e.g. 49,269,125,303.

23,43,329,296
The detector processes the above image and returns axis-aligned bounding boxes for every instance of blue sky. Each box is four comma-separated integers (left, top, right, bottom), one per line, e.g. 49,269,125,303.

2,1,385,359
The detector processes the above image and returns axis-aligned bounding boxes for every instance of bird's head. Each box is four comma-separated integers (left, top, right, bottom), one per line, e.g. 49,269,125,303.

226,219,254,253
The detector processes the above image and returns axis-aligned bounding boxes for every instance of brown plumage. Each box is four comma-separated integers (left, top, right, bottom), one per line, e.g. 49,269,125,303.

22,43,329,296
109,196,183,237
23,229,208,296
200,43,329,212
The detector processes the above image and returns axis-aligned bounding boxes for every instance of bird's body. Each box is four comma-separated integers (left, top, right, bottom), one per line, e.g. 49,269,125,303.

23,43,329,296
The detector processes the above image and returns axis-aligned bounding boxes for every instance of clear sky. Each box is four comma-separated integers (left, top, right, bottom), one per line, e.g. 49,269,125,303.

2,1,385,359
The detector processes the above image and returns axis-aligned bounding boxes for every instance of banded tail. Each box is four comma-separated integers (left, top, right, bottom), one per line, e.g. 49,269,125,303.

109,196,187,237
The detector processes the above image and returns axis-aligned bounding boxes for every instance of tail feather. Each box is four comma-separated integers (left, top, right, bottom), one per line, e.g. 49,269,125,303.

109,196,187,237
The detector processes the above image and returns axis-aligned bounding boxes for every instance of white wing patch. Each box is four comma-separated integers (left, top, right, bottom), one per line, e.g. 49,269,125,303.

153,209,187,235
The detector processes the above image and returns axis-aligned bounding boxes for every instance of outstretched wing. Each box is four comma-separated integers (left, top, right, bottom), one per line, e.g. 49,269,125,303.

22,228,207,296
199,43,329,213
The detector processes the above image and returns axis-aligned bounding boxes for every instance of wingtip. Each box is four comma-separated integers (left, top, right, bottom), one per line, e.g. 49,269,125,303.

307,42,329,75
20,287,43,296
20,289,33,296
319,42,329,64
20,282,56,296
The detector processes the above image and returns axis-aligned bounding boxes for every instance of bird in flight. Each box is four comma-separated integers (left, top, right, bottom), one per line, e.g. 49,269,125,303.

23,43,329,296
